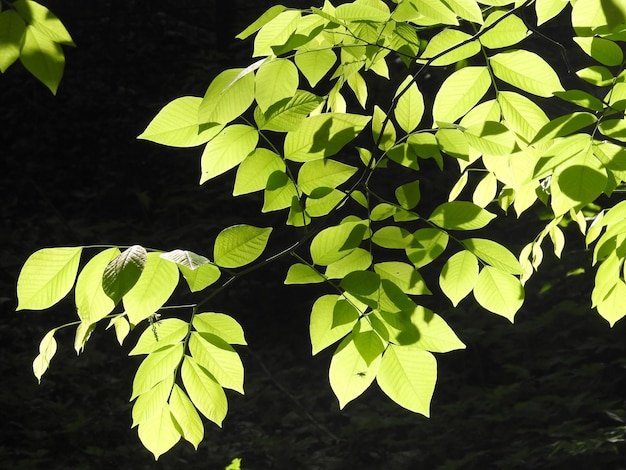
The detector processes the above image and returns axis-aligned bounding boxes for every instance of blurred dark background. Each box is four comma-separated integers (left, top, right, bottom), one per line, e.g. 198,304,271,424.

2,1,626,469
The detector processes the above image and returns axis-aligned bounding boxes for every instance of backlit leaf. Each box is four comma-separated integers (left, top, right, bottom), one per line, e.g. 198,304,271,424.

0,10,26,72
132,344,184,399
490,50,564,97
462,238,523,274
137,405,180,460
394,76,424,133
310,295,360,355
193,313,247,345
17,247,82,310
181,356,228,426
439,250,479,306
428,201,496,230
473,267,524,322
433,66,491,124
32,329,57,383
200,125,258,184
102,245,147,304
213,225,272,268
169,385,204,449
255,58,299,112
285,263,326,284
297,159,357,194
74,248,119,324
198,68,255,125
129,319,189,356
310,220,368,266
189,332,244,393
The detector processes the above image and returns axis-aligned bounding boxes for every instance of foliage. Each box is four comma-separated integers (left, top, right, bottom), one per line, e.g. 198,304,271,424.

12,0,626,460
0,0,74,94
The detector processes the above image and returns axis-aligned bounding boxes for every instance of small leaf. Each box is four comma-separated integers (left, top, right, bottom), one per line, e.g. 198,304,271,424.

531,112,597,144
32,329,57,383
132,376,174,426
213,225,272,268
179,264,221,293
262,171,298,212
428,201,496,230
75,248,120,324
372,226,419,249
395,180,421,209
17,247,82,310
394,76,424,133
406,228,449,268
131,344,184,399
376,345,437,417
12,0,73,44
107,315,130,345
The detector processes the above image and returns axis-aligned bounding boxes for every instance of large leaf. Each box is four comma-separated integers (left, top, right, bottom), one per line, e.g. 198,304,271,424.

329,334,382,409
132,376,174,426
480,11,528,48
295,47,337,87
284,113,370,162
473,267,524,322
376,345,437,417
198,68,255,125
253,10,300,57
17,247,82,310
0,10,26,72
19,25,65,94
297,159,357,194
213,225,272,268
181,355,228,426
123,253,180,325
428,201,496,230
13,0,73,44
310,295,360,354
138,97,223,147
439,250,479,306
420,29,480,66
137,405,180,460
32,329,57,383
432,66,491,124
310,220,368,265
462,238,523,274
255,58,299,112
234,149,285,196
131,344,184,399
490,50,564,97
75,248,120,324
406,228,449,267
188,332,244,393
200,125,258,184
102,245,147,304
374,261,431,295
169,385,204,449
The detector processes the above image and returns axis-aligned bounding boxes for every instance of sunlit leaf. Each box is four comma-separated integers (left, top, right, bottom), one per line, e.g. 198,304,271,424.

213,225,272,268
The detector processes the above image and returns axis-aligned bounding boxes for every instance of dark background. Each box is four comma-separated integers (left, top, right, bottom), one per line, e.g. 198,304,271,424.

2,1,626,469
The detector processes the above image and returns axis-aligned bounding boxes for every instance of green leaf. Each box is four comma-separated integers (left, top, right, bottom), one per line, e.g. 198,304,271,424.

490,50,564,97
17,247,82,310
462,238,523,274
189,332,244,393
372,226,419,249
598,119,626,143
132,376,174,426
439,250,479,306
394,305,466,352
576,65,614,86
464,121,516,157
123,253,180,325
213,225,272,268
551,147,608,216
531,112,598,144
428,201,496,230
169,384,204,449
498,91,549,143
433,66,491,124
284,113,371,162
535,0,570,25
75,248,120,324
74,320,96,354
596,280,626,327
420,29,480,66
255,58,299,112
179,264,221,293
306,188,346,217
353,328,385,367
129,319,189,356
159,249,210,270
102,245,147,304
325,248,373,279
310,220,368,266
574,36,624,66
107,315,130,346
132,344,184,399
181,355,228,426
310,295,360,355
234,149,285,196
412,0,458,24
13,0,74,44
395,180,421,210
253,10,300,57
554,90,604,112
335,0,390,21
406,228,449,268
19,25,64,94
372,105,397,151
329,334,382,409
473,267,524,322
443,0,483,23
394,76,424,133
137,405,180,460
295,48,337,87
340,270,381,309
480,11,528,49
0,10,26,72
258,90,325,132
374,261,431,295
376,345,436,417
298,159,357,195
200,125,258,184
193,313,247,345
138,97,223,147
32,329,57,383
262,171,298,212
236,4,287,40
284,263,326,284
198,68,255,126
472,172,497,208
